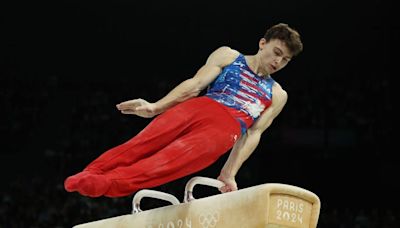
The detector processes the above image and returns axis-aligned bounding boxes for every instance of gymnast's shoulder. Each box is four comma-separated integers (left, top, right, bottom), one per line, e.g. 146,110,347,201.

207,46,240,66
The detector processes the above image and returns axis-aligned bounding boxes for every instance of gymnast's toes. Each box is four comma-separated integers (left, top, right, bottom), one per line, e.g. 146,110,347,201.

77,174,112,197
64,171,92,192
64,176,79,192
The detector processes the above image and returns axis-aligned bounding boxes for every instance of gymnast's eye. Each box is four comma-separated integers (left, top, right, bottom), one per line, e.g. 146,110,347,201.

274,48,282,56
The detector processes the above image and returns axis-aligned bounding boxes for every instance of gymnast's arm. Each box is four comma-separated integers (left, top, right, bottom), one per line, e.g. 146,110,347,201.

116,46,239,118
218,83,288,193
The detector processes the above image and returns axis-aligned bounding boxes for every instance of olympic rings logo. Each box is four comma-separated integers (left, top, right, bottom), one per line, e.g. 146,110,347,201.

198,211,220,228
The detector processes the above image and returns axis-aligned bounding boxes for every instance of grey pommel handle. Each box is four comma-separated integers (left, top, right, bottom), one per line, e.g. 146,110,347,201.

184,176,225,203
132,189,180,213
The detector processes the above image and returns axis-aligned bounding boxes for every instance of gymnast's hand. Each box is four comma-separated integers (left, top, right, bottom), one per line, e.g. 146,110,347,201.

116,98,159,118
217,174,238,193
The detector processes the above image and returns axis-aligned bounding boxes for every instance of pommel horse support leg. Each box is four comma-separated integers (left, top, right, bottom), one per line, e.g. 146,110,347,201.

73,177,321,228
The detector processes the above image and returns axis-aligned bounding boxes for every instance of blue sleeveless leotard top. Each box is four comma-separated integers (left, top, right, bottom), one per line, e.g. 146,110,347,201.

205,54,275,134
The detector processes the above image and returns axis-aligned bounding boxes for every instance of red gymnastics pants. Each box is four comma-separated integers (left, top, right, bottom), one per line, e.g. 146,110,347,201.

64,96,241,197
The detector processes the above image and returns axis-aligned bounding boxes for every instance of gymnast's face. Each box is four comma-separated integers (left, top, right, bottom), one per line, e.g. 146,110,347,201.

258,38,292,75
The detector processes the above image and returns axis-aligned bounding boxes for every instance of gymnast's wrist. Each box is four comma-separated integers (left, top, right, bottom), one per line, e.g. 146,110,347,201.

152,102,166,114
220,169,235,179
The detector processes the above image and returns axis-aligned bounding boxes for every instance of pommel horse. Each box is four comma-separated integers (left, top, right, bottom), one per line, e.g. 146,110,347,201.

73,177,321,227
